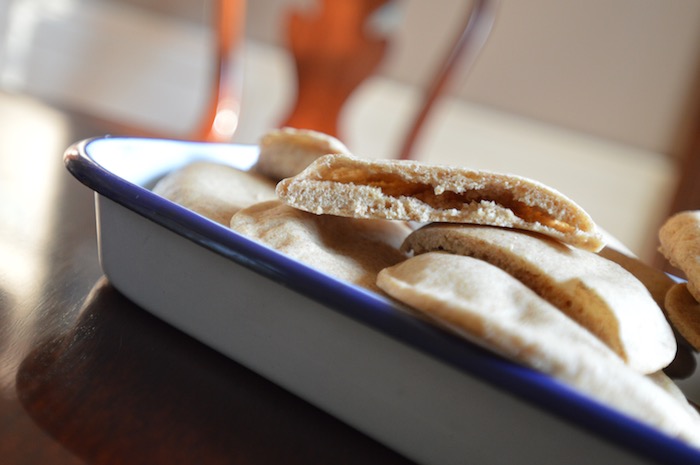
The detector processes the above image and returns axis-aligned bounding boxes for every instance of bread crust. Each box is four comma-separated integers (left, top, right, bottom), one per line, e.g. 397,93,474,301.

659,210,700,302
401,223,676,374
253,127,351,181
276,154,605,252
152,161,276,225
230,200,410,292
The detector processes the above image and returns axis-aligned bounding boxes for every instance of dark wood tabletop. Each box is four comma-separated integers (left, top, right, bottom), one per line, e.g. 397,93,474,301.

0,92,415,465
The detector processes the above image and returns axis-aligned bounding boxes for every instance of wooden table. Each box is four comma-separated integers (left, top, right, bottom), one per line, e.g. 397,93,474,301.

0,92,415,464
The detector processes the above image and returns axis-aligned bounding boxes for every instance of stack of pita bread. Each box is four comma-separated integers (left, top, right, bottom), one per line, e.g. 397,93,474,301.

152,127,700,448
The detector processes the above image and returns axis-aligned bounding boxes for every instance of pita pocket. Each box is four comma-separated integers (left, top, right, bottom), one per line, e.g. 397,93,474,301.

665,283,700,352
229,200,410,292
152,161,276,226
276,154,604,252
659,210,700,302
401,223,676,374
253,127,352,181
598,245,676,310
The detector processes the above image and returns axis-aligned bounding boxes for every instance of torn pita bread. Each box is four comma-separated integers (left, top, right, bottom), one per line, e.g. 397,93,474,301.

253,127,352,181
229,200,410,292
376,252,700,446
659,210,700,302
276,154,605,252
401,223,676,374
152,161,276,226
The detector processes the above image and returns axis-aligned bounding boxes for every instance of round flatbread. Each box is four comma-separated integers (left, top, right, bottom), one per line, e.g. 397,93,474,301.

230,200,410,292
401,223,676,374
152,161,276,226
666,282,700,351
599,246,697,378
598,245,676,309
253,127,352,181
276,154,605,251
659,210,700,302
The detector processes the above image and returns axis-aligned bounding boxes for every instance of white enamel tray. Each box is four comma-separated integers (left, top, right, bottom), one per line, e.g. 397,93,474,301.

64,136,700,465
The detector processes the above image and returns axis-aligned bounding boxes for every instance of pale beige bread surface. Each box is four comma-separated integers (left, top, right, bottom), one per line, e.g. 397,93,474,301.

253,127,352,181
376,252,700,446
152,161,277,226
659,210,700,302
276,154,605,252
599,245,676,309
229,200,410,292
598,243,697,378
401,224,676,374
666,283,700,351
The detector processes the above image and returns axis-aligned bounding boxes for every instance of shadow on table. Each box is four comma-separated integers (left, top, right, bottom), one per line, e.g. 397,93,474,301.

15,277,414,465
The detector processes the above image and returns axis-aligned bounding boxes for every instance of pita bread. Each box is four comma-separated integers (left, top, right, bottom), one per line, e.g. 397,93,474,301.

401,223,676,374
659,210,700,302
276,154,604,252
152,161,276,226
666,283,700,351
598,246,676,310
253,127,352,181
229,200,410,292
376,252,700,446
599,246,697,378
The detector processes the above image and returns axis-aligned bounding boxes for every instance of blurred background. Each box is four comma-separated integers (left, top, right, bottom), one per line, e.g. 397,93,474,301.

1,0,699,260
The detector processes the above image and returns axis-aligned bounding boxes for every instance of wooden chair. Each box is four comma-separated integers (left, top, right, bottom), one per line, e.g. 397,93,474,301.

276,0,499,160
193,0,247,142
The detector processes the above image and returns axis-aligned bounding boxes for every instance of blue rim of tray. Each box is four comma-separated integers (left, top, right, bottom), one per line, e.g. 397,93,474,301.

64,135,700,465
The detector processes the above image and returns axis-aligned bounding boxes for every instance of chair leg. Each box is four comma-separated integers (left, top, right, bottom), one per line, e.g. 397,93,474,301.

195,0,247,142
397,0,498,161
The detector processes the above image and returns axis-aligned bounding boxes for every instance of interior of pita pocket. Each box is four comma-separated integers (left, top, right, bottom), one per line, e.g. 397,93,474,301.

318,169,576,234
